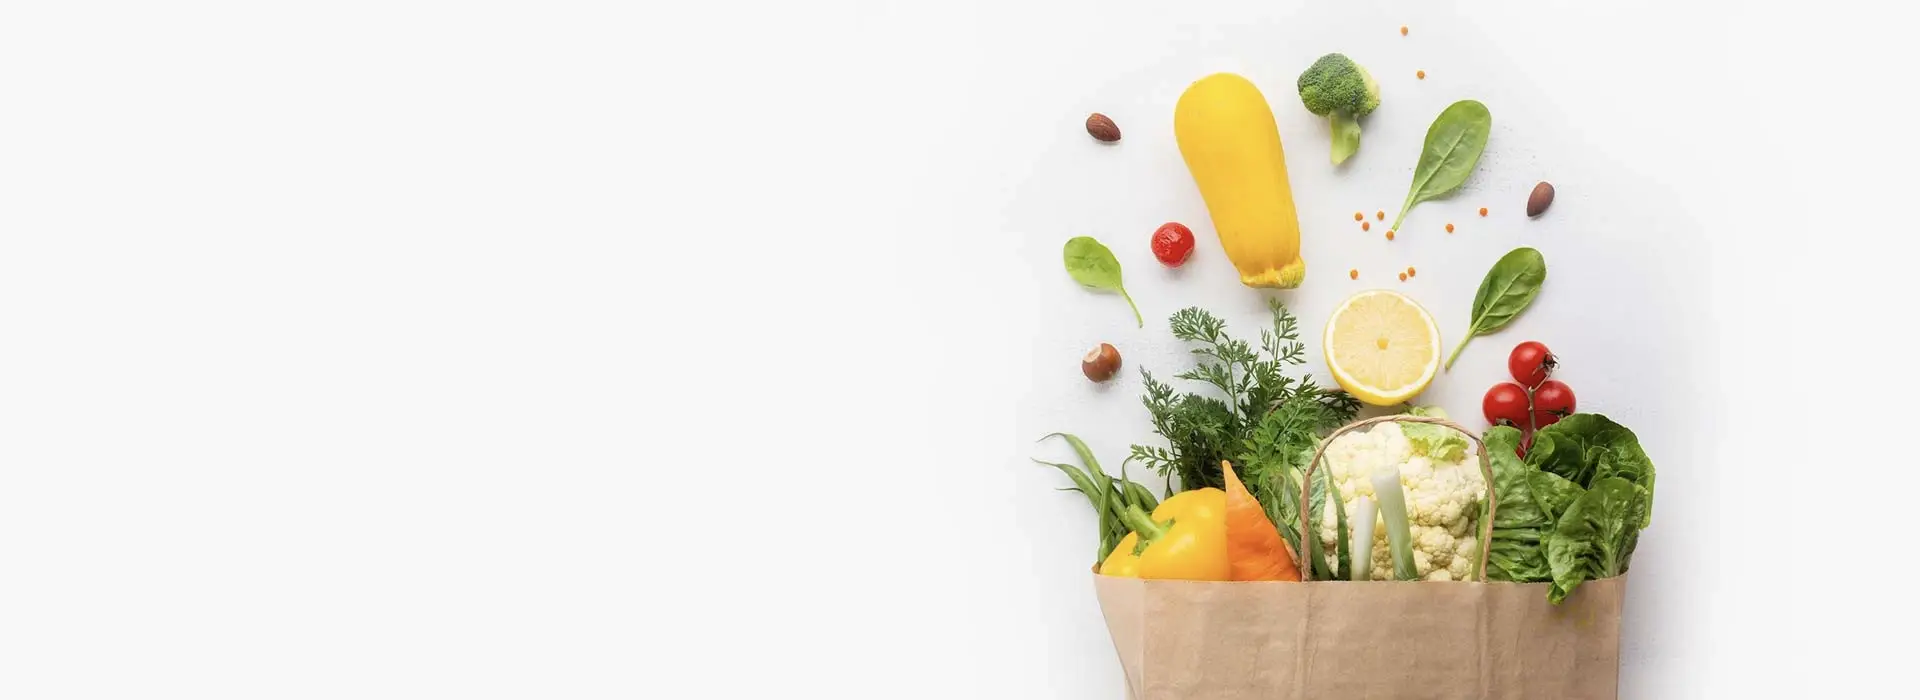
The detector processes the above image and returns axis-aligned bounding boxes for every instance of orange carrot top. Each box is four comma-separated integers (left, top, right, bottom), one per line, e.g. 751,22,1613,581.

1221,460,1302,581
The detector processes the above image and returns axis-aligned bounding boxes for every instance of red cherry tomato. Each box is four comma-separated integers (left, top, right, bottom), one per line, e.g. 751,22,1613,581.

1483,382,1530,428
1151,222,1195,267
1533,379,1576,420
1508,341,1557,389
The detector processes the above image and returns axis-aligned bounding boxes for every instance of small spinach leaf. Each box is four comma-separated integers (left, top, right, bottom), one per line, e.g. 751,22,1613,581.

1389,99,1491,232
1063,236,1141,327
1445,247,1546,370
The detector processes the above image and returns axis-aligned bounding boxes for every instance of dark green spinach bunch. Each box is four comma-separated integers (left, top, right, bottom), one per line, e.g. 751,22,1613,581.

1127,299,1361,495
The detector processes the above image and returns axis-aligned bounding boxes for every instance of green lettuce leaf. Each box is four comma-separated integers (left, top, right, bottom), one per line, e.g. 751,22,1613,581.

1402,406,1469,462
1546,477,1650,603
1487,415,1657,600
1482,426,1577,582
1487,527,1550,582
1528,413,1655,528
1527,415,1644,482
1484,427,1543,530
1529,470,1584,522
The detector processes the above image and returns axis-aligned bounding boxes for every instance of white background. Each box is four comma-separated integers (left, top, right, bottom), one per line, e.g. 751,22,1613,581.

0,1,1913,698
1003,5,1715,699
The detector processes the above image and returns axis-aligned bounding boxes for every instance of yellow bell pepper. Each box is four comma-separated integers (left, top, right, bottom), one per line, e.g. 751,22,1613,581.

1097,487,1231,581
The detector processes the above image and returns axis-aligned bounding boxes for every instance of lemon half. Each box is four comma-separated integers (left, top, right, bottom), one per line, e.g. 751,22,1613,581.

1323,290,1442,406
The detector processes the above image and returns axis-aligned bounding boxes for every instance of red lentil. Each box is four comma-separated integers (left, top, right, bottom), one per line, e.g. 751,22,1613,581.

1479,207,1489,217
1416,70,1426,80
1398,272,1408,282
1362,221,1371,231
1355,212,1364,221
1349,269,1359,280
1385,230,1396,241
1445,223,1455,233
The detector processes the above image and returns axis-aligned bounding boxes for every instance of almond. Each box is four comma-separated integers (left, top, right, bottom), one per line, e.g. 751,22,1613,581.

1085,113,1121,142
1527,181,1555,217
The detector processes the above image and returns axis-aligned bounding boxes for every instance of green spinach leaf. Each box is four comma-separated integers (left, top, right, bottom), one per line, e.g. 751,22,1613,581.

1445,247,1546,370
1389,99,1491,232
1063,236,1141,327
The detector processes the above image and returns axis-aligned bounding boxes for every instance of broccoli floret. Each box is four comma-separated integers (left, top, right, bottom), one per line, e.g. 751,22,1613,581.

1297,53,1381,165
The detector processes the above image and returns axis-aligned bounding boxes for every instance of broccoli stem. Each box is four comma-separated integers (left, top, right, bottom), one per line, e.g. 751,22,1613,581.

1330,112,1362,164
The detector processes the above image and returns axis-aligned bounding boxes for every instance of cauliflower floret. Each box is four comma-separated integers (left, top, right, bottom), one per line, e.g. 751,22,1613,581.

1449,536,1479,580
1317,423,1413,504
1315,421,1486,581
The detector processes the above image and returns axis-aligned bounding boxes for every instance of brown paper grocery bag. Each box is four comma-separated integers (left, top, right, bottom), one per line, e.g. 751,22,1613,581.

1090,414,1630,700
1092,575,1626,700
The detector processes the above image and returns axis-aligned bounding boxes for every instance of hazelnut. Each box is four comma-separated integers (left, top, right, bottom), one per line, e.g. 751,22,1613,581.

1081,343,1122,382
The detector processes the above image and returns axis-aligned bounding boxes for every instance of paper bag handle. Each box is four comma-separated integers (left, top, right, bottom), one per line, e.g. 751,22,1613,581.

1297,414,1497,583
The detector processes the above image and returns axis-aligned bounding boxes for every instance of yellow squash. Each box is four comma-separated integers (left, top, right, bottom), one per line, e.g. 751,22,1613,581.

1174,73,1306,289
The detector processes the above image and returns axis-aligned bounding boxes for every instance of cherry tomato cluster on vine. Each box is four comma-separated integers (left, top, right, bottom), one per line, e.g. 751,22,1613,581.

1482,341,1575,457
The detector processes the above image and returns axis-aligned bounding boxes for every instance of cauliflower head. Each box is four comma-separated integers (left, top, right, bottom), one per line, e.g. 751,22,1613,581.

1316,421,1485,581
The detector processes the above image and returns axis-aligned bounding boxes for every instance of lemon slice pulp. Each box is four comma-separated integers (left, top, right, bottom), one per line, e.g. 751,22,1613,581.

1323,290,1442,406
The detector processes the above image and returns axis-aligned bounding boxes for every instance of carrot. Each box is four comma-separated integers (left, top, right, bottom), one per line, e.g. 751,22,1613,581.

1221,460,1301,581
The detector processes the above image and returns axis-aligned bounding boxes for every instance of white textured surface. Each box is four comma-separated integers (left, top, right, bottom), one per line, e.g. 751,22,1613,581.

1,1,1913,699
878,2,1910,700
995,6,1711,699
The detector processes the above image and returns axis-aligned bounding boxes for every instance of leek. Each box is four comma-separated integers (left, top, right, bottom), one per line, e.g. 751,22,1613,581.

1349,496,1376,581
1370,464,1419,580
